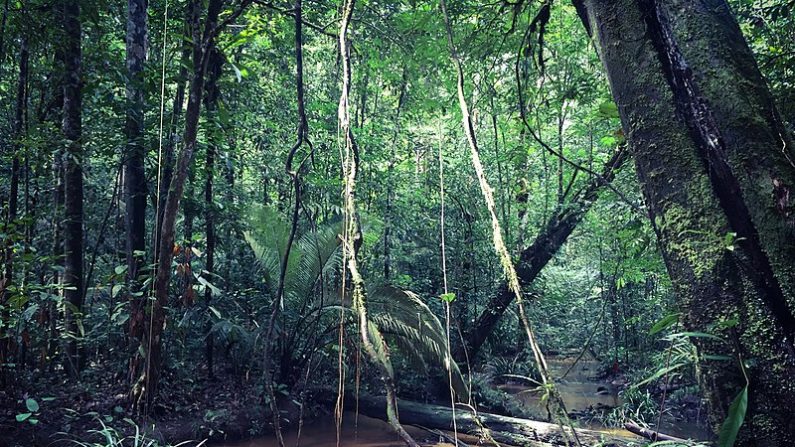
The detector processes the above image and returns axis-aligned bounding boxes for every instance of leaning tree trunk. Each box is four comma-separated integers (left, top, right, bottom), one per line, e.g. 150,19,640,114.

458,148,628,361
574,0,795,443
129,0,224,412
124,0,148,291
62,0,83,378
154,5,192,264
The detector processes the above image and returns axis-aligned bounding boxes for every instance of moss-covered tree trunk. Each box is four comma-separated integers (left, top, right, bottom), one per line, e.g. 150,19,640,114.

574,0,795,443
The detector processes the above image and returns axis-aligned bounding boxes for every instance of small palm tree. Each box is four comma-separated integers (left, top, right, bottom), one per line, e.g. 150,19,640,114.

244,206,468,400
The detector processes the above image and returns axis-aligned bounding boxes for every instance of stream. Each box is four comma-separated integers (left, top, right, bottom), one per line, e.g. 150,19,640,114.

220,355,710,446
501,354,710,441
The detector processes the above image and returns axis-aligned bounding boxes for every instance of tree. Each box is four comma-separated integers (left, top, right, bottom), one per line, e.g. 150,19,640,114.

124,0,148,290
130,0,252,411
62,0,83,377
459,148,628,360
0,32,27,374
202,41,224,378
574,0,795,442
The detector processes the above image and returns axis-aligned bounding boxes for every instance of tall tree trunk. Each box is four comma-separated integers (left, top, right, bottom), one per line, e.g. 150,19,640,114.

62,0,83,378
129,0,242,411
203,42,224,379
458,148,628,360
383,70,407,282
123,0,148,368
1,36,28,375
574,0,795,442
124,0,148,288
49,49,66,372
0,0,8,74
130,2,189,365
154,9,192,263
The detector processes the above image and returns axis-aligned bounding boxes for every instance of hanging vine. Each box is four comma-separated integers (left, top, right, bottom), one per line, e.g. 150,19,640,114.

438,0,579,445
259,0,314,444
336,0,419,445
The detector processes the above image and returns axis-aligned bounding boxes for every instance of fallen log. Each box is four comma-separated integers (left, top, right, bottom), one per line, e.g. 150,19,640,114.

352,395,638,446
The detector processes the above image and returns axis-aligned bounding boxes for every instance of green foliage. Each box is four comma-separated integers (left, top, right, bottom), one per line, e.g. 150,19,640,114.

1,0,790,442
600,387,659,428
649,314,680,335
15,398,42,425
62,417,203,447
717,386,748,447
245,209,469,400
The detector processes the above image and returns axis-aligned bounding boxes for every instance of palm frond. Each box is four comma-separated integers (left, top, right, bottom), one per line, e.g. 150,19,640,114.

368,286,470,401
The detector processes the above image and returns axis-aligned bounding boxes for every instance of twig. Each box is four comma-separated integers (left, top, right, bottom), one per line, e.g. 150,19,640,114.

255,0,338,39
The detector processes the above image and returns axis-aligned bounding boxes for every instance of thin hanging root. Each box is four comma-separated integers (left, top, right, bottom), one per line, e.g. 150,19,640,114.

438,125,459,446
263,1,315,444
337,0,419,446
438,1,579,445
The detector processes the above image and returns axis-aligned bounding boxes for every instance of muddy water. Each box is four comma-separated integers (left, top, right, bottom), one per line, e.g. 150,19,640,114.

221,413,453,447
219,355,709,446
501,355,711,441
501,355,620,419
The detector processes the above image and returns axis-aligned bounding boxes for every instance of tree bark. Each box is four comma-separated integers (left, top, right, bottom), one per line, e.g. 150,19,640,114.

0,0,8,74
123,0,148,372
154,7,193,264
124,0,148,286
203,42,224,379
129,0,225,411
573,0,795,443
0,36,28,374
458,148,628,360
62,0,83,378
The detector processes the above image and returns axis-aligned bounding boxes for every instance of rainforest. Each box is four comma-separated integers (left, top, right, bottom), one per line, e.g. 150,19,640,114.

1,0,794,446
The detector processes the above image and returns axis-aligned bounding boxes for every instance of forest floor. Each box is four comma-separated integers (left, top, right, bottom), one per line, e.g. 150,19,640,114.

0,355,710,446
0,364,269,447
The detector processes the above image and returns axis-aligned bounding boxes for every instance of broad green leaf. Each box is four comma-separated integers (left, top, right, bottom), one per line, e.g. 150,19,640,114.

634,362,687,387
208,306,222,319
715,319,739,330
723,232,738,251
718,386,748,447
672,331,725,342
25,398,39,412
440,292,456,303
649,313,679,335
16,412,31,422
